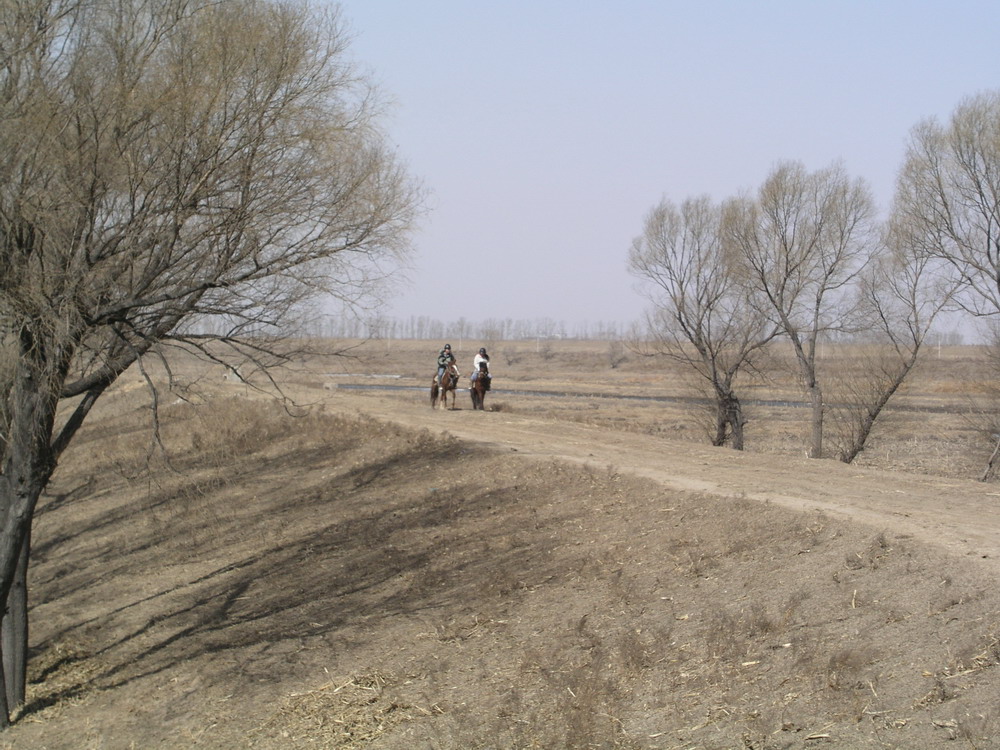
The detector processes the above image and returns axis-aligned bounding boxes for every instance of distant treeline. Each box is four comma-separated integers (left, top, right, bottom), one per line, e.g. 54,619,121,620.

307,315,636,342
184,312,968,347
305,316,969,346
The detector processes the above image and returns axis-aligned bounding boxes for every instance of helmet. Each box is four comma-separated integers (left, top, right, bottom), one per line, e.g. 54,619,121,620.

444,343,451,350
479,347,486,354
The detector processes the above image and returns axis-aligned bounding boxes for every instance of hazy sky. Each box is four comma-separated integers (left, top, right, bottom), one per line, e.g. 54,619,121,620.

337,1,1000,330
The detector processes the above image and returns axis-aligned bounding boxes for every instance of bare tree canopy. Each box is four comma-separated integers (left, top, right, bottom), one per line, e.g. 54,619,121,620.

0,0,418,724
894,90,1000,318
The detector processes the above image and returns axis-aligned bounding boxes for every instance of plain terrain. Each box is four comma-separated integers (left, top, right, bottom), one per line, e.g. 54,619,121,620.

7,338,1000,749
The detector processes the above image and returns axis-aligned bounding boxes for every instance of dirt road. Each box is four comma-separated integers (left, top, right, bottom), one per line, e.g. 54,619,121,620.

321,385,1000,569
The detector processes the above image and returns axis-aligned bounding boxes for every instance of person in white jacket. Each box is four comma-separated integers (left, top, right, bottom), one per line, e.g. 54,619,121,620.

472,347,492,390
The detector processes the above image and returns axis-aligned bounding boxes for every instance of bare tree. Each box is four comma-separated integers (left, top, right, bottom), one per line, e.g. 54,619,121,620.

723,161,878,458
629,196,777,449
607,340,627,369
828,220,957,462
0,0,419,725
893,91,1000,478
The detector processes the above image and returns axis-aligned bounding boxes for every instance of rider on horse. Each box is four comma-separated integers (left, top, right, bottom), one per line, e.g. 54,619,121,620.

471,347,491,390
436,343,455,383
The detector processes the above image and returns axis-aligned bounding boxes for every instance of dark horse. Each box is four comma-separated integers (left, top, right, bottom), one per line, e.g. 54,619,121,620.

430,360,460,409
470,360,489,410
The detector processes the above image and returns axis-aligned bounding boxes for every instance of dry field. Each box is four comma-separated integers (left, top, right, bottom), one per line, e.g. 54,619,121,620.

7,338,1000,749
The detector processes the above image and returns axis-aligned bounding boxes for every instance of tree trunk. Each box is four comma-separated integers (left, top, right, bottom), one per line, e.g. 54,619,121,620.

711,399,728,447
0,488,42,728
2,530,29,715
838,400,884,464
838,363,914,464
0,471,49,728
808,384,824,458
727,396,745,451
981,436,1000,482
0,349,61,725
710,391,746,450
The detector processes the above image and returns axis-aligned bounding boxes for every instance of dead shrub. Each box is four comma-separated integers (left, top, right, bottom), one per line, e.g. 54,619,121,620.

705,610,744,661
781,588,811,625
186,398,300,463
511,647,640,750
745,602,777,638
683,549,719,578
845,532,893,570
826,648,877,692
915,675,954,706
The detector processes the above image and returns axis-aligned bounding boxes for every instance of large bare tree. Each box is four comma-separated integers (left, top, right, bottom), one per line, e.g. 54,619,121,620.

828,219,956,463
723,161,878,458
629,196,778,449
893,90,1000,477
0,0,419,724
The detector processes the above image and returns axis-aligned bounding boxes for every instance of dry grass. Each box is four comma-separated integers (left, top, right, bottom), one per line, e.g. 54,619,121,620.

7,340,1000,748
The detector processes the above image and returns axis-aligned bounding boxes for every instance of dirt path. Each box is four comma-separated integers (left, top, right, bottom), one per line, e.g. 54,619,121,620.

319,386,1000,569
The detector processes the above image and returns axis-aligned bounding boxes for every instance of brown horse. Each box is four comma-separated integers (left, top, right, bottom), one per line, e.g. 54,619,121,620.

470,360,489,410
430,360,461,409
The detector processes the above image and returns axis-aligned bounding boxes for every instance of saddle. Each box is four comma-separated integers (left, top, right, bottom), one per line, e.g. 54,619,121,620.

435,370,457,387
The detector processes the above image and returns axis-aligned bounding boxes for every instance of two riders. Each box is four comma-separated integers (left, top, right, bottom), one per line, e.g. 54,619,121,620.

435,343,492,391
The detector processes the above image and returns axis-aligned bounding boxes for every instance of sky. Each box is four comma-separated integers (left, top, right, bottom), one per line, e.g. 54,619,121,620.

335,0,1000,331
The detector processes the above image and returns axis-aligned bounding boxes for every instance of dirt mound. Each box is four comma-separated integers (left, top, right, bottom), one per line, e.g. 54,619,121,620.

8,388,1000,749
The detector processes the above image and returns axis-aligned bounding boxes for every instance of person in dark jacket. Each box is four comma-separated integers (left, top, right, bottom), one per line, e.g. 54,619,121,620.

436,343,455,383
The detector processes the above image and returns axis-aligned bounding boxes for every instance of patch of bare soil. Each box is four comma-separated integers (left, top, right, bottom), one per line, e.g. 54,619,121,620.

7,341,1000,749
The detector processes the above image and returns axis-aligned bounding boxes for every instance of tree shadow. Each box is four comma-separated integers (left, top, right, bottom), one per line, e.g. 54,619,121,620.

25,429,582,717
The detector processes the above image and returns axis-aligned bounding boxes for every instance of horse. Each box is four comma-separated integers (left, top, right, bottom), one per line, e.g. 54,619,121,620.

470,360,489,410
430,360,460,409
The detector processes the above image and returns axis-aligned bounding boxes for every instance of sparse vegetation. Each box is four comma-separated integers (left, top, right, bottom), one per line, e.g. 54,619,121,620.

6,341,1000,748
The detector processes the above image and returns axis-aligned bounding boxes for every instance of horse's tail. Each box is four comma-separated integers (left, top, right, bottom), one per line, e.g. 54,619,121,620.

430,382,439,405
